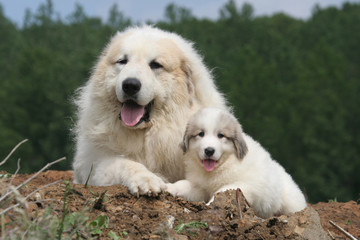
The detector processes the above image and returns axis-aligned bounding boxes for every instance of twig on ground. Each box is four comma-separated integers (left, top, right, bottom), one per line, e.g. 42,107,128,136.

84,164,93,188
8,158,21,188
235,188,243,219
0,157,66,203
329,220,357,240
0,139,28,167
327,230,335,240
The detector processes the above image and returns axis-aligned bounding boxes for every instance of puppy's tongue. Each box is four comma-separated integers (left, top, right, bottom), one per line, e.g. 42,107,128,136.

203,159,216,172
120,101,145,127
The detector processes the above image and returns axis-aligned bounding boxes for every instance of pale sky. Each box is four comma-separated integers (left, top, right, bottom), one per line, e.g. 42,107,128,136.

1,0,359,27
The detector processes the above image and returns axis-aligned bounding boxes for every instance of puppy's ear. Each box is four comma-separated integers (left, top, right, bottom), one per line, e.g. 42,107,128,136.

180,120,197,153
180,138,187,153
180,124,190,153
233,123,248,159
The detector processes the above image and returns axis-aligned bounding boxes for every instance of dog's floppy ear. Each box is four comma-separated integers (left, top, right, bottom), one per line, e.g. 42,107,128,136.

233,123,248,159
181,60,194,97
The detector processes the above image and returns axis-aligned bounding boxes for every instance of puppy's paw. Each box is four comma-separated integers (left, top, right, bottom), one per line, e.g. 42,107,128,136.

128,172,166,197
165,183,179,197
165,180,192,198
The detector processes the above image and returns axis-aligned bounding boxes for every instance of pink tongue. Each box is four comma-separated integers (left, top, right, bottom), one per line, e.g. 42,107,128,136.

120,102,145,127
203,159,216,172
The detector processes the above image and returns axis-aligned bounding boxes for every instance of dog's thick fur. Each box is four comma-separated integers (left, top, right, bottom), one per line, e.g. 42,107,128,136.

72,26,226,196
166,108,307,218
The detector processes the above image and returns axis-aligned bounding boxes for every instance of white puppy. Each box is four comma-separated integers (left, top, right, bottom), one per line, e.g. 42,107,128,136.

166,108,307,218
72,26,227,196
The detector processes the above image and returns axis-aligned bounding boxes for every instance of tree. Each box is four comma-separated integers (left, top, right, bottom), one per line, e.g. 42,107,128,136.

220,0,254,21
107,3,131,30
164,3,194,24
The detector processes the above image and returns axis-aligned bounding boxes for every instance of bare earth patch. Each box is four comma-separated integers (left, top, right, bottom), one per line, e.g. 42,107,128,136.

1,170,359,239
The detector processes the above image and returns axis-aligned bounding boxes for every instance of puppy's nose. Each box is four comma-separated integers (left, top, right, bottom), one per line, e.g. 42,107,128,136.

122,78,141,96
204,147,215,157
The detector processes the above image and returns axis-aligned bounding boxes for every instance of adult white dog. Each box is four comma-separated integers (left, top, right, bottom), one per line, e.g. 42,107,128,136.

72,26,227,196
166,108,307,218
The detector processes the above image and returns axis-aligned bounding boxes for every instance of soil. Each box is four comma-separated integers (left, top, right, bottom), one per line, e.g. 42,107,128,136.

1,170,359,239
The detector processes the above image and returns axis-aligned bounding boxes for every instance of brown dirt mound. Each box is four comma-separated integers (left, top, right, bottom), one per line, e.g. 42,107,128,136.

1,170,359,239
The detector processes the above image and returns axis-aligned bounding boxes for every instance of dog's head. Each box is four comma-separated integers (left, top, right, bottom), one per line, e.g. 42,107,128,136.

181,108,248,172
91,26,205,130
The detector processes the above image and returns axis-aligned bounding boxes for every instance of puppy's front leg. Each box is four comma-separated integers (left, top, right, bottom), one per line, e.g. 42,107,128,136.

166,180,208,202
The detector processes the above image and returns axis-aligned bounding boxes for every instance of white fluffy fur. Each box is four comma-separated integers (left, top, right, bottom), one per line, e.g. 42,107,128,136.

166,108,307,218
72,26,227,196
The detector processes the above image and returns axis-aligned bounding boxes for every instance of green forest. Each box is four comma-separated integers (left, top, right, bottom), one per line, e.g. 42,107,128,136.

0,0,359,203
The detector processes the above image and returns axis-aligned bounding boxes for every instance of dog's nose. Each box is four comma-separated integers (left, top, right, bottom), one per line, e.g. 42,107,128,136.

204,147,215,157
122,78,141,96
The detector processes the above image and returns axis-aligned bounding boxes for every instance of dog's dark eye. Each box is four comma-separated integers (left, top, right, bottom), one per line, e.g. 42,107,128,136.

116,58,128,64
149,60,163,69
218,133,225,139
198,131,204,137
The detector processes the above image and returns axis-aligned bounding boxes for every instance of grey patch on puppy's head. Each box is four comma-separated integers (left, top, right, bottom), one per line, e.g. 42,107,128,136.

180,140,187,153
218,111,248,159
180,120,196,153
180,110,204,153
233,123,248,159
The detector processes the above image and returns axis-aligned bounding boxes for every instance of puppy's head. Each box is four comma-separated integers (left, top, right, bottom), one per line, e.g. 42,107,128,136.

181,108,248,172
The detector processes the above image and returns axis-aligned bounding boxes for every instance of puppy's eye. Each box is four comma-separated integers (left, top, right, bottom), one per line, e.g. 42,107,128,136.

116,59,128,64
198,131,204,137
218,133,225,139
149,60,163,69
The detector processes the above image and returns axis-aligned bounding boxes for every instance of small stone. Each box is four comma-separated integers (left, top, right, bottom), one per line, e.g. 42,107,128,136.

183,207,190,214
35,192,42,201
165,215,175,229
294,226,305,235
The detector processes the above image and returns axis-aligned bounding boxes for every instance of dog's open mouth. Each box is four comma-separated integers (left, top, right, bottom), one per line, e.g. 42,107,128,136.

202,159,217,172
119,100,153,127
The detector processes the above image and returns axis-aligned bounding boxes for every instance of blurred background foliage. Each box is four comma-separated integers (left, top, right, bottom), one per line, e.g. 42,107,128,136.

0,0,359,203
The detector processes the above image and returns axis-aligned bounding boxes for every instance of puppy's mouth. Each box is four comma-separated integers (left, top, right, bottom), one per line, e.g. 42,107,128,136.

119,100,153,127
202,159,217,172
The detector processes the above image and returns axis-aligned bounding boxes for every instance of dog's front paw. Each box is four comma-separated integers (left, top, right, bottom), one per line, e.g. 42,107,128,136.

128,172,166,197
